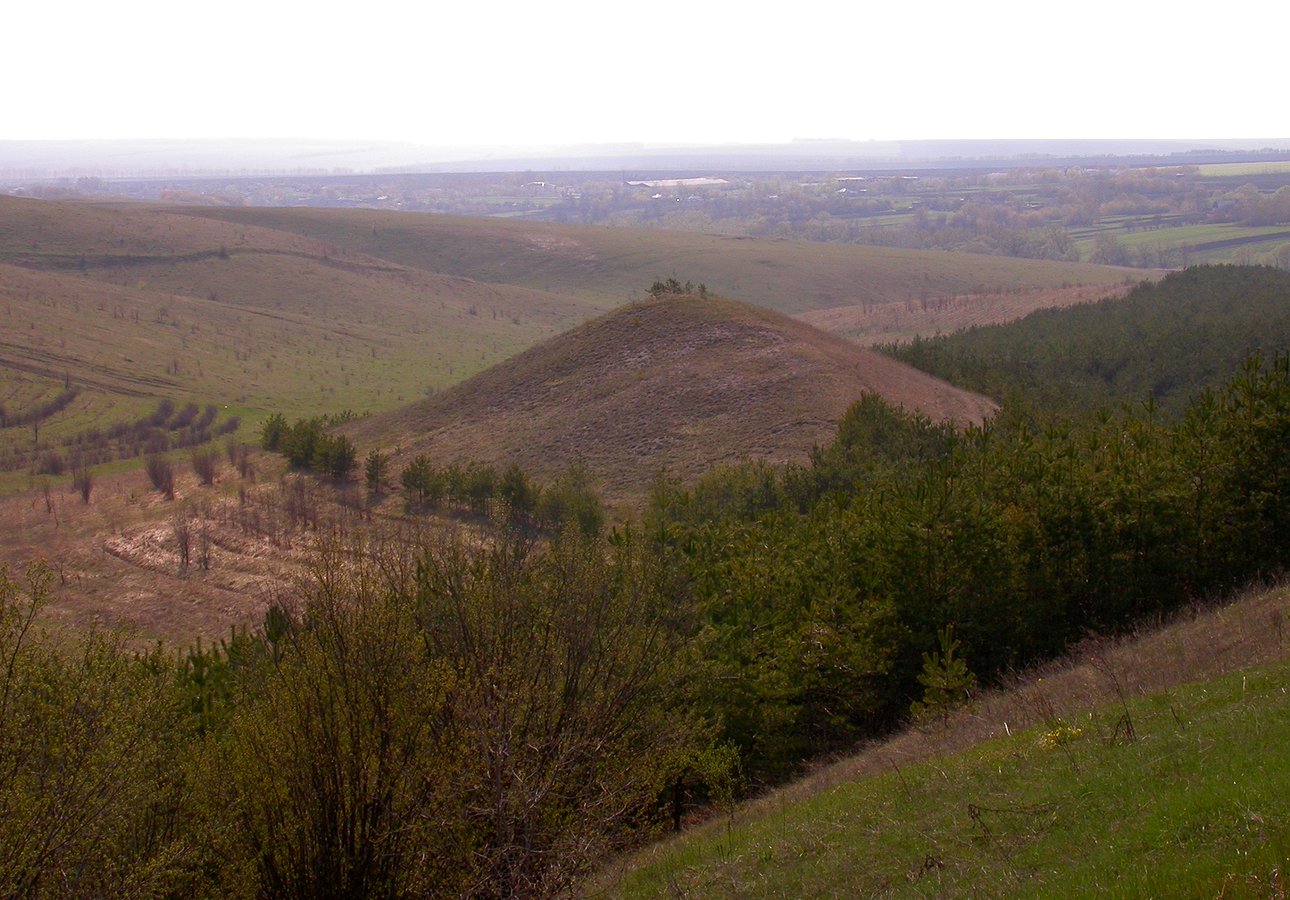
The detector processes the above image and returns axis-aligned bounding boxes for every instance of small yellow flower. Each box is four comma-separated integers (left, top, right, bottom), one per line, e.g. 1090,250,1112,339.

1038,724,1084,749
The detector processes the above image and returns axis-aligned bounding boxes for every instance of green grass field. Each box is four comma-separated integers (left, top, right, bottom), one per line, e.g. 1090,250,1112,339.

1073,222,1290,265
607,655,1290,897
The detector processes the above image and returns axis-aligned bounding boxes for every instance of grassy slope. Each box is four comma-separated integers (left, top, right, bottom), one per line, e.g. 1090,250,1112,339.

0,197,610,487
182,205,1142,315
346,295,998,500
603,583,1290,897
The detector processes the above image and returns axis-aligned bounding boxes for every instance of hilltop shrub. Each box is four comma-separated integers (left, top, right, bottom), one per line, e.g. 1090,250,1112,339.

648,277,705,297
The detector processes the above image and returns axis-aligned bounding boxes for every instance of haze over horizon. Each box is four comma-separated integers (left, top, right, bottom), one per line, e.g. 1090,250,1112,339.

6,0,1287,151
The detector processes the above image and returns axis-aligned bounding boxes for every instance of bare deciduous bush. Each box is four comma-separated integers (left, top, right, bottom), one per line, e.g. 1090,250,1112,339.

34,450,66,476
72,463,94,504
193,525,714,897
145,454,175,499
191,449,218,486
224,440,256,481
280,476,320,530
197,520,212,571
172,516,191,571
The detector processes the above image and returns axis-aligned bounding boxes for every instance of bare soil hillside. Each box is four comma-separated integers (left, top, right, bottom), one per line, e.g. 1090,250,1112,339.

348,295,998,499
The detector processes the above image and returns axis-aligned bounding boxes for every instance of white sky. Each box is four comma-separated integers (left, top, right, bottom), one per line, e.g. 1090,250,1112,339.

4,0,1287,147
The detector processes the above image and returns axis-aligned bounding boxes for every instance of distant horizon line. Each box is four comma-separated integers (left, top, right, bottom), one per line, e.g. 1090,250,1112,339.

4,137,1290,181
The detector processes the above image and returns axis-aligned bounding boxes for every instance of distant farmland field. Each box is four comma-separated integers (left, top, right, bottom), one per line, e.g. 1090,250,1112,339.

1196,160,1290,176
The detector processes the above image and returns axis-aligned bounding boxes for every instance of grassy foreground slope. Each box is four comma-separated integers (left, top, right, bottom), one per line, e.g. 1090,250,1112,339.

346,295,997,500
183,205,1142,316
603,583,1290,898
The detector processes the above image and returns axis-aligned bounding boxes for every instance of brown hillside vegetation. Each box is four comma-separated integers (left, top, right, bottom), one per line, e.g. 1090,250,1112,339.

348,295,998,500
796,283,1135,346
0,451,472,644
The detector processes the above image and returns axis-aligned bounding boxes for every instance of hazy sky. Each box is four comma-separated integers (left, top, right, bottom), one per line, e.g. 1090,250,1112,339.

6,0,1287,147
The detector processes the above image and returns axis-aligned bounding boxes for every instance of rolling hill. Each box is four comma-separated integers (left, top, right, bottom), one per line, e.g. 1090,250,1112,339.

0,195,1138,490
0,196,610,488
346,294,998,499
183,204,1143,316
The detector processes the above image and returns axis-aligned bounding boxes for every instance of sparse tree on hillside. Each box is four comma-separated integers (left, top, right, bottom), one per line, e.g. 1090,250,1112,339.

365,449,390,495
72,462,94,504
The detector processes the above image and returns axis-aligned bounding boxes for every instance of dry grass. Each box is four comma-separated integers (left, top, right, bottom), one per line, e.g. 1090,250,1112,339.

346,295,998,501
0,450,450,645
795,283,1136,346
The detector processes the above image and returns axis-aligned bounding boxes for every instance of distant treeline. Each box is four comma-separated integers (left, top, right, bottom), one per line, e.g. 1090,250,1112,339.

886,265,1290,416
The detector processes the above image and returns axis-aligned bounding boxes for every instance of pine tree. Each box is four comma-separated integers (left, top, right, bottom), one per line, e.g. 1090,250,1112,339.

910,626,977,728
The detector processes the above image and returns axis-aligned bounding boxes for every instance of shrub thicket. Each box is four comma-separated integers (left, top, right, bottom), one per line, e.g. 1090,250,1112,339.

0,524,717,896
